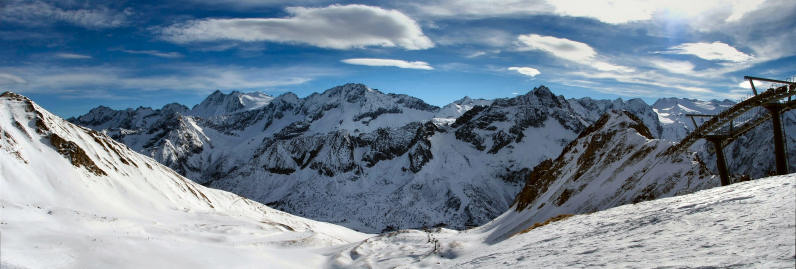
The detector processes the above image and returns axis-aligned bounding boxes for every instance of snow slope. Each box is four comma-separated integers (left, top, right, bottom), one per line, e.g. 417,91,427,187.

329,174,795,268
0,92,368,268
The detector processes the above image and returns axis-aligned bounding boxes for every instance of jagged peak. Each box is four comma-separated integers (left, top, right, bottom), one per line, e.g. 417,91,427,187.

321,83,373,98
191,89,274,117
161,103,189,114
492,85,564,108
532,85,552,94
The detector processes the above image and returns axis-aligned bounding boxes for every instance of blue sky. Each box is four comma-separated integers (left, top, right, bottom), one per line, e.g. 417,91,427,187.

1,0,795,117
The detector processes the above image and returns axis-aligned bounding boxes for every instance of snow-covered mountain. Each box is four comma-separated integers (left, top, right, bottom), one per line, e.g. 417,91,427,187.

70,84,663,233
433,96,493,125
0,92,367,268
486,110,718,241
652,97,735,141
190,90,274,118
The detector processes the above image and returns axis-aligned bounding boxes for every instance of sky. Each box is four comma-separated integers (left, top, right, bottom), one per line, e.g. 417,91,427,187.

1,0,795,117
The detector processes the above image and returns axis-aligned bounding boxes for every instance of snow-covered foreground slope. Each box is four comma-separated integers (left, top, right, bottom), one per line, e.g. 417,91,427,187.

329,174,795,268
0,92,368,268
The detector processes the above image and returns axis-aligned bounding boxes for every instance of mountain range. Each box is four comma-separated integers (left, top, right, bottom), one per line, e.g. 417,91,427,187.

67,84,795,232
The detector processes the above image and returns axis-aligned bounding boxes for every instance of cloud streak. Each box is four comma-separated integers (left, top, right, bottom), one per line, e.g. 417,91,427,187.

120,49,183,58
408,0,765,25
0,64,339,95
508,66,540,77
665,42,753,62
159,4,433,50
1,0,130,29
515,34,633,72
342,58,433,70
55,53,92,59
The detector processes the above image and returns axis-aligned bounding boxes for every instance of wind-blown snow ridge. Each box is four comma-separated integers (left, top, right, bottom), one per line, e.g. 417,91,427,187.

0,91,367,268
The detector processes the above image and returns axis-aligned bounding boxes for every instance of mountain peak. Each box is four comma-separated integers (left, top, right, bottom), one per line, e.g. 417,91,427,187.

1,91,30,101
191,90,274,118
322,83,373,99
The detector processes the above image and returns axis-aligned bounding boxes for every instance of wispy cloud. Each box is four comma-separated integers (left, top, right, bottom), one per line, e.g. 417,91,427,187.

0,64,340,95
119,49,183,58
1,0,130,29
407,0,765,25
508,66,540,77
342,58,433,70
158,4,433,50
516,34,595,62
55,53,92,59
664,42,753,62
515,34,633,72
648,59,695,74
0,73,27,84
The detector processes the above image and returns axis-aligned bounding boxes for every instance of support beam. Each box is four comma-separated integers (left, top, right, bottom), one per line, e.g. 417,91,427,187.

744,76,796,86
706,135,730,186
763,103,789,175
689,115,698,129
749,79,758,95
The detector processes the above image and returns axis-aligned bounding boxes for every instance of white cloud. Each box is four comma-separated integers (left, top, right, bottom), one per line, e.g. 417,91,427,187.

649,59,695,74
0,73,27,84
665,42,753,62
516,34,595,62
408,0,765,25
55,53,92,59
1,0,129,29
508,66,540,77
434,28,512,47
568,69,721,97
120,49,183,58
466,51,488,58
341,58,433,70
0,64,339,95
590,61,635,72
159,4,433,50
516,34,633,72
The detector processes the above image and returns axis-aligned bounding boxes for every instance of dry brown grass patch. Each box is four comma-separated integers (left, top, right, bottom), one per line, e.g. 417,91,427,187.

514,214,574,236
